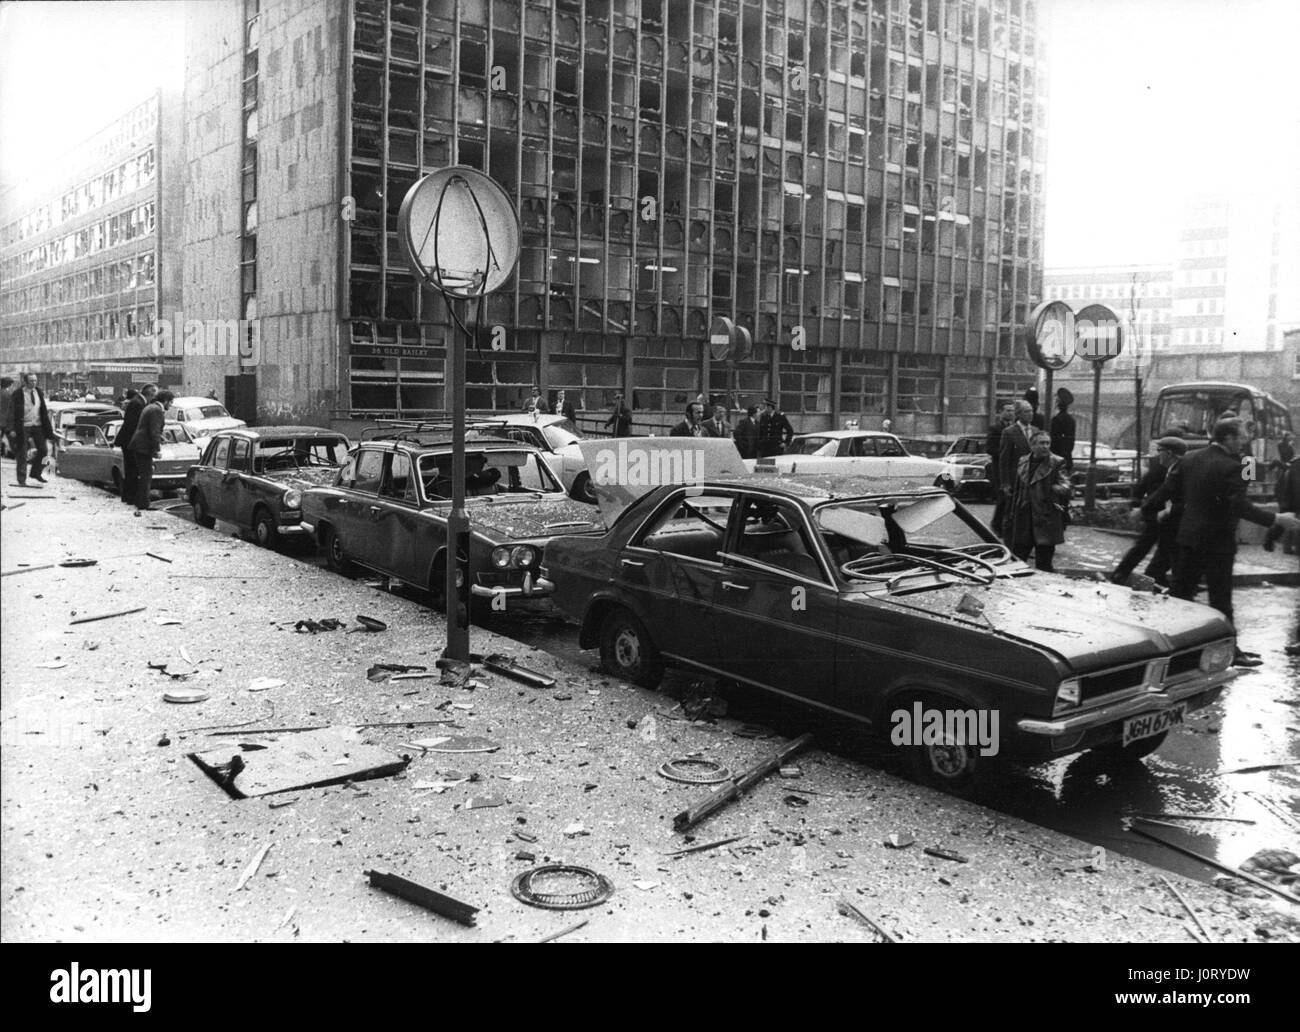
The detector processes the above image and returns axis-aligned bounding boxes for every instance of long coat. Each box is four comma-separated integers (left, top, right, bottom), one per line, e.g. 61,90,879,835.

1008,452,1071,547
1142,442,1278,555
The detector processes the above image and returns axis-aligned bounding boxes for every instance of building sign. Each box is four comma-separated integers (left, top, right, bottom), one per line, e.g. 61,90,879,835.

1023,300,1076,371
352,343,443,362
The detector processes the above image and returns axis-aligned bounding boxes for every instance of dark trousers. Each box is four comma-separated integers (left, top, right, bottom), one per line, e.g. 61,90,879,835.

15,425,48,483
1112,519,1160,583
991,491,1008,536
134,451,155,510
120,448,139,503
1171,546,1235,627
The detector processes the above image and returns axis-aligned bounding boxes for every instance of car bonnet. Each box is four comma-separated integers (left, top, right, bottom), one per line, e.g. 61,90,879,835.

460,496,605,540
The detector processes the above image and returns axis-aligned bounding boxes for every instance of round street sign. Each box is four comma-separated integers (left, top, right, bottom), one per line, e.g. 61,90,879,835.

397,166,520,298
709,316,753,363
1023,300,1076,371
1075,304,1124,363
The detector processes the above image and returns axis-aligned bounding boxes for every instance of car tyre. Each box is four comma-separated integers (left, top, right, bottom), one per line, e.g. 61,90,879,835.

191,491,217,529
321,524,355,576
571,472,597,504
1093,730,1167,763
898,693,981,796
252,507,278,550
599,608,664,689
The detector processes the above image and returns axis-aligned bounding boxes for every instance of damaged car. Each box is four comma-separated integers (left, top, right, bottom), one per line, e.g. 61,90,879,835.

540,441,1238,794
300,428,604,608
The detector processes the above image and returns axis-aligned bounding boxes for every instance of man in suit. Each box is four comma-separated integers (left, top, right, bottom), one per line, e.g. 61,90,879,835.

669,401,709,438
997,399,1035,542
733,405,759,460
114,384,153,506
554,390,577,424
605,393,633,437
757,398,794,457
1049,387,1077,473
1007,429,1072,571
128,389,173,515
11,373,54,486
986,401,1014,535
1110,435,1186,586
1145,417,1300,667
706,403,731,441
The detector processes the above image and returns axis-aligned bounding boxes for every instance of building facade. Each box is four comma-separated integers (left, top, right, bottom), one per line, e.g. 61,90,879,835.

1044,263,1173,354
0,93,186,395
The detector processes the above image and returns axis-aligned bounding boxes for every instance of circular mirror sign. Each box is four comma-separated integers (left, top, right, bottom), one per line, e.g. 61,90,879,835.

397,166,520,298
1075,304,1124,363
1024,300,1076,370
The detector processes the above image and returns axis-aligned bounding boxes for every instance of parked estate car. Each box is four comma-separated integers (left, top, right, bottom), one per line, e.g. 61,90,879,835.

58,419,200,495
299,429,604,607
541,466,1238,793
468,413,597,502
186,427,351,548
756,430,955,492
940,435,996,501
165,396,246,439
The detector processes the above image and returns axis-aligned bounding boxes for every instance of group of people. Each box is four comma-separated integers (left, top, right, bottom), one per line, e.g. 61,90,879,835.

669,397,794,458
2,376,175,515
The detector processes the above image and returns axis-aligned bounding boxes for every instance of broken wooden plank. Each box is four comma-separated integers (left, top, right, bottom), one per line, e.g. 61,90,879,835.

364,869,478,926
537,918,588,943
1132,812,1256,825
1159,875,1214,944
189,727,409,798
673,733,813,832
145,552,173,563
70,606,146,625
664,834,748,859
234,843,272,891
1129,821,1300,906
837,898,899,943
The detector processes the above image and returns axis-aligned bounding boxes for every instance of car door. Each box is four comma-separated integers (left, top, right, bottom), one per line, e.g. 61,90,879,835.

57,425,104,482
213,437,251,526
711,495,840,706
336,448,388,570
371,451,427,582
194,436,230,517
620,489,738,670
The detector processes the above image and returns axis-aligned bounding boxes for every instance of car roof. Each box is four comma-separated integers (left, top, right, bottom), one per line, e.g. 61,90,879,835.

792,429,896,440
170,396,229,406
661,475,951,505
49,401,119,411
358,436,543,456
213,426,345,439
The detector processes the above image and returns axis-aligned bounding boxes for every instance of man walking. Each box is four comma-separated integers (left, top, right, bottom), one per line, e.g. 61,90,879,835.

605,393,633,437
114,385,151,506
128,389,173,515
1007,429,1072,571
997,399,1035,537
757,398,794,457
1110,436,1186,587
11,373,54,486
986,401,1014,534
1146,417,1300,667
733,405,759,460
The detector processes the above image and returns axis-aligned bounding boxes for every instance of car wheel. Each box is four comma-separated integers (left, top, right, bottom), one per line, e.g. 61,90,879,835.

1093,730,1168,763
321,525,354,576
897,693,982,796
571,472,597,504
599,608,664,689
191,491,216,529
252,507,278,549
934,475,957,494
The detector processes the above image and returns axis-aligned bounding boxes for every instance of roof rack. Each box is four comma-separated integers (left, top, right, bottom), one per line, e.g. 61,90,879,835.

359,418,537,445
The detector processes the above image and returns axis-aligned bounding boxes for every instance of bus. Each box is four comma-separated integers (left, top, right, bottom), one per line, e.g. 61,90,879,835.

1151,382,1294,495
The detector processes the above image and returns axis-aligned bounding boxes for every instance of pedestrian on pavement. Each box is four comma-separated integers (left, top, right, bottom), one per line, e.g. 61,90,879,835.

128,389,173,515
707,403,731,440
670,401,709,438
114,385,153,506
605,393,633,437
11,373,54,486
1007,429,1071,571
997,399,1036,532
1110,435,1186,586
986,401,1014,534
523,386,547,415
757,398,794,457
554,390,577,423
1264,452,1298,554
1024,388,1046,431
1145,417,1300,667
0,376,14,459
1271,430,1294,472
1049,387,1076,472
733,405,759,459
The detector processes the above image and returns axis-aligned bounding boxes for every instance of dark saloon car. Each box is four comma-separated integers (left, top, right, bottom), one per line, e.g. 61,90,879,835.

299,430,604,607
186,427,351,547
541,477,1238,793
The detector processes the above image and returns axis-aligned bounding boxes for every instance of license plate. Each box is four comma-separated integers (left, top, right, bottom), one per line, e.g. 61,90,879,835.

1122,704,1186,746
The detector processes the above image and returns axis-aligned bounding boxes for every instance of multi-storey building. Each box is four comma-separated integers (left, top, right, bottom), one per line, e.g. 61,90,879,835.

0,93,185,395
1043,263,1172,354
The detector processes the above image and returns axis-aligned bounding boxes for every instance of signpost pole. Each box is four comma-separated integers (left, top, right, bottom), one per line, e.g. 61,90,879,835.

446,299,470,661
1083,358,1103,511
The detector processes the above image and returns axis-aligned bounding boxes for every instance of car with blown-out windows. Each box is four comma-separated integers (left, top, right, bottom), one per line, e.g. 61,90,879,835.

538,440,1239,794
299,425,604,608
186,427,351,548
59,419,200,495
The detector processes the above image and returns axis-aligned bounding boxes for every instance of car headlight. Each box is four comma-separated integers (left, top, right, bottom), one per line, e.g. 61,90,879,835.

1200,641,1234,673
511,545,538,568
490,546,513,568
282,489,302,509
1055,678,1082,712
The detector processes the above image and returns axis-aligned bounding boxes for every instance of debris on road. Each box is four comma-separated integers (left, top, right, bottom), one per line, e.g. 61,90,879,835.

1159,875,1215,944
463,794,507,810
234,843,272,891
536,918,588,942
190,727,410,798
418,736,500,754
163,688,209,704
483,653,556,689
672,732,813,832
354,615,387,632
1131,811,1256,825
295,618,344,633
364,869,479,926
511,865,614,910
1214,761,1300,777
657,757,732,785
1128,820,1300,905
34,661,67,669
837,897,900,942
247,678,286,692
663,834,747,859
69,606,146,625
145,552,172,563
367,662,428,682
884,833,915,849
924,847,969,863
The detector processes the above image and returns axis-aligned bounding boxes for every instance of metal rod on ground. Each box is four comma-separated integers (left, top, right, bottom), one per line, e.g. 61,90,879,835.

838,897,899,943
70,606,146,625
673,733,813,832
1159,875,1214,944
536,918,589,943
1129,821,1300,905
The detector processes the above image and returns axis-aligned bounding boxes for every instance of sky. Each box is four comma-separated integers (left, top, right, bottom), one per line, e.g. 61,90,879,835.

1,0,1297,273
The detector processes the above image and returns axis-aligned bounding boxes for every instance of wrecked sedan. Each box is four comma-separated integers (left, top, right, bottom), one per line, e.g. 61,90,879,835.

58,419,200,495
300,430,604,607
187,427,351,548
541,469,1238,792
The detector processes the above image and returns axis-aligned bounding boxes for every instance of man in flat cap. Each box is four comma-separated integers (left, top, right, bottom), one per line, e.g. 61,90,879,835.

1110,435,1186,587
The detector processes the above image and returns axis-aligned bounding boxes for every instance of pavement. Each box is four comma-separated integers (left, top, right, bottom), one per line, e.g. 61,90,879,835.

2,472,1298,943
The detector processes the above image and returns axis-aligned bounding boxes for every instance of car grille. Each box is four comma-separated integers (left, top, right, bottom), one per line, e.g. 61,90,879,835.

1079,663,1148,703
